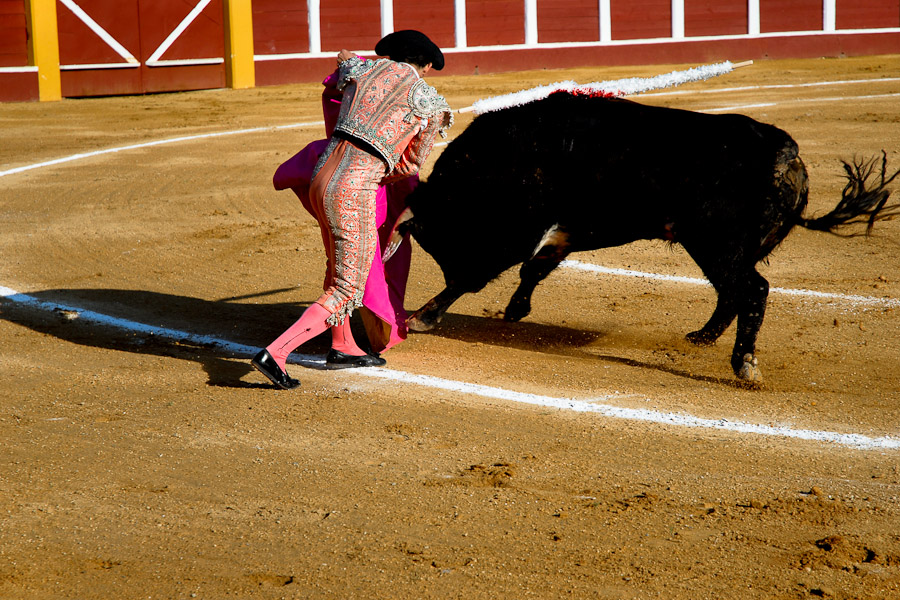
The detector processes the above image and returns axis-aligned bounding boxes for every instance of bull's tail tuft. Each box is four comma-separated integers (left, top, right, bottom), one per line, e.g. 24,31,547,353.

801,151,900,236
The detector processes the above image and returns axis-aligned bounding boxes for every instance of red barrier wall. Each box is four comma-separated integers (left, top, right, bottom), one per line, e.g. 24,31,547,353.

54,0,225,98
467,0,526,46
612,0,671,40
0,0,36,100
139,0,225,94
0,0,28,67
538,0,600,43
760,0,823,33
320,0,381,51
838,0,900,28
252,0,309,54
685,0,748,36
57,0,142,96
394,0,456,48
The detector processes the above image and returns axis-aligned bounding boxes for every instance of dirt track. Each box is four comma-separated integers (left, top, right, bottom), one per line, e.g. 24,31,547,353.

2,55,900,599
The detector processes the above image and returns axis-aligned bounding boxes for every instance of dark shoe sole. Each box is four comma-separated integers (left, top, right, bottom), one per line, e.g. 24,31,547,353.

325,349,387,370
252,350,301,389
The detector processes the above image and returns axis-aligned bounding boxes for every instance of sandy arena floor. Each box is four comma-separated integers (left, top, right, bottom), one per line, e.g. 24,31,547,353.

1,55,900,599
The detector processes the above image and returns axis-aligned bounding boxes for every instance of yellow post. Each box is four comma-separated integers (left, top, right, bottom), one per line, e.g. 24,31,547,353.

223,0,255,89
25,0,62,101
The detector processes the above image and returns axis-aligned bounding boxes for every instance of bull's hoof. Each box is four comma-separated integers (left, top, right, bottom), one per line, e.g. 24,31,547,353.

407,312,437,332
686,330,717,346
503,298,531,322
736,353,762,383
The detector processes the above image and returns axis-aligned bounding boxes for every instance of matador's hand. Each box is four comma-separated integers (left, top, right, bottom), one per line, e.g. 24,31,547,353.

382,207,414,262
337,49,354,65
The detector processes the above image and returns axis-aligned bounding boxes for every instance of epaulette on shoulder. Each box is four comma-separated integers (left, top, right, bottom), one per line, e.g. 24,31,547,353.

336,56,377,91
408,80,450,119
408,80,454,136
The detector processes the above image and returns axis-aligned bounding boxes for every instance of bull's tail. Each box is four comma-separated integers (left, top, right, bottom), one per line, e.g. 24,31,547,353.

800,151,900,236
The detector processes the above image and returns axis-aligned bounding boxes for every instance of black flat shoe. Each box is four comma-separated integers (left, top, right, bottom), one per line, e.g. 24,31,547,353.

325,349,387,370
251,349,300,389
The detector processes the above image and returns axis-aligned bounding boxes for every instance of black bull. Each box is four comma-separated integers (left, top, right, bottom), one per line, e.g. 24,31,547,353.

401,94,898,382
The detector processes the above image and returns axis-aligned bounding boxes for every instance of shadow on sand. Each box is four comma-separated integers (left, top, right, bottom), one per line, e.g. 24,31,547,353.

0,287,325,389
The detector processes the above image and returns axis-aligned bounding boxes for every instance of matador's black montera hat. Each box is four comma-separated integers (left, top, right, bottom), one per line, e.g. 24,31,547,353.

375,30,444,70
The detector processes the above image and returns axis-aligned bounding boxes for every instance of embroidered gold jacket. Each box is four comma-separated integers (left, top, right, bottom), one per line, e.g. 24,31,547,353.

334,57,452,179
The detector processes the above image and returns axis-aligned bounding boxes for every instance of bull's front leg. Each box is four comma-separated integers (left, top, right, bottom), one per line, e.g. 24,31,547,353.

506,224,571,322
407,286,466,332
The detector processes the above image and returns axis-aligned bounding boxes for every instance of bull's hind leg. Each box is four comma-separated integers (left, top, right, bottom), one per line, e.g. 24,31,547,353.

407,286,466,332
504,224,572,322
697,268,768,382
684,245,768,382
685,297,737,346
730,269,768,382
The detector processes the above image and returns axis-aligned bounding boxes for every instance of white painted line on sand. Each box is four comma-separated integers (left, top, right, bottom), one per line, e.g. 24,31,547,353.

361,368,900,451
644,76,900,98
702,91,900,113
704,102,777,112
2,284,897,451
0,120,325,179
563,260,900,309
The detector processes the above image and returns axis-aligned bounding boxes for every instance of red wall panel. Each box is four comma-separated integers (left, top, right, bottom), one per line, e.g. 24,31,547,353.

138,0,225,94
466,0,525,46
319,0,381,52
57,0,141,64
255,55,335,86
253,0,310,54
538,0,599,43
0,2,36,103
0,72,38,101
141,64,224,94
837,0,900,29
759,0,822,33
58,0,225,97
393,0,456,49
58,0,143,96
611,0,670,40
63,68,143,97
685,0,748,36
0,0,28,67
140,0,224,60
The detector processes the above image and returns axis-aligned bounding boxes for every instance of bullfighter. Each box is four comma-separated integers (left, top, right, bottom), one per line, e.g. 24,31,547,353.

252,30,453,389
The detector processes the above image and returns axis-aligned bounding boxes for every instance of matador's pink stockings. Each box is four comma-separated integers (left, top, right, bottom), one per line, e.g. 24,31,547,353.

330,319,367,356
265,303,331,370
265,304,368,370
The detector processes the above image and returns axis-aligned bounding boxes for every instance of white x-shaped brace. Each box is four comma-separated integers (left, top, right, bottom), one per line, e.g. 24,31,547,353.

59,0,223,70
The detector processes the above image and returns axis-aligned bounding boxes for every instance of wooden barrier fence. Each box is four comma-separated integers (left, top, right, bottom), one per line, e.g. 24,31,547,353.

1,0,899,101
